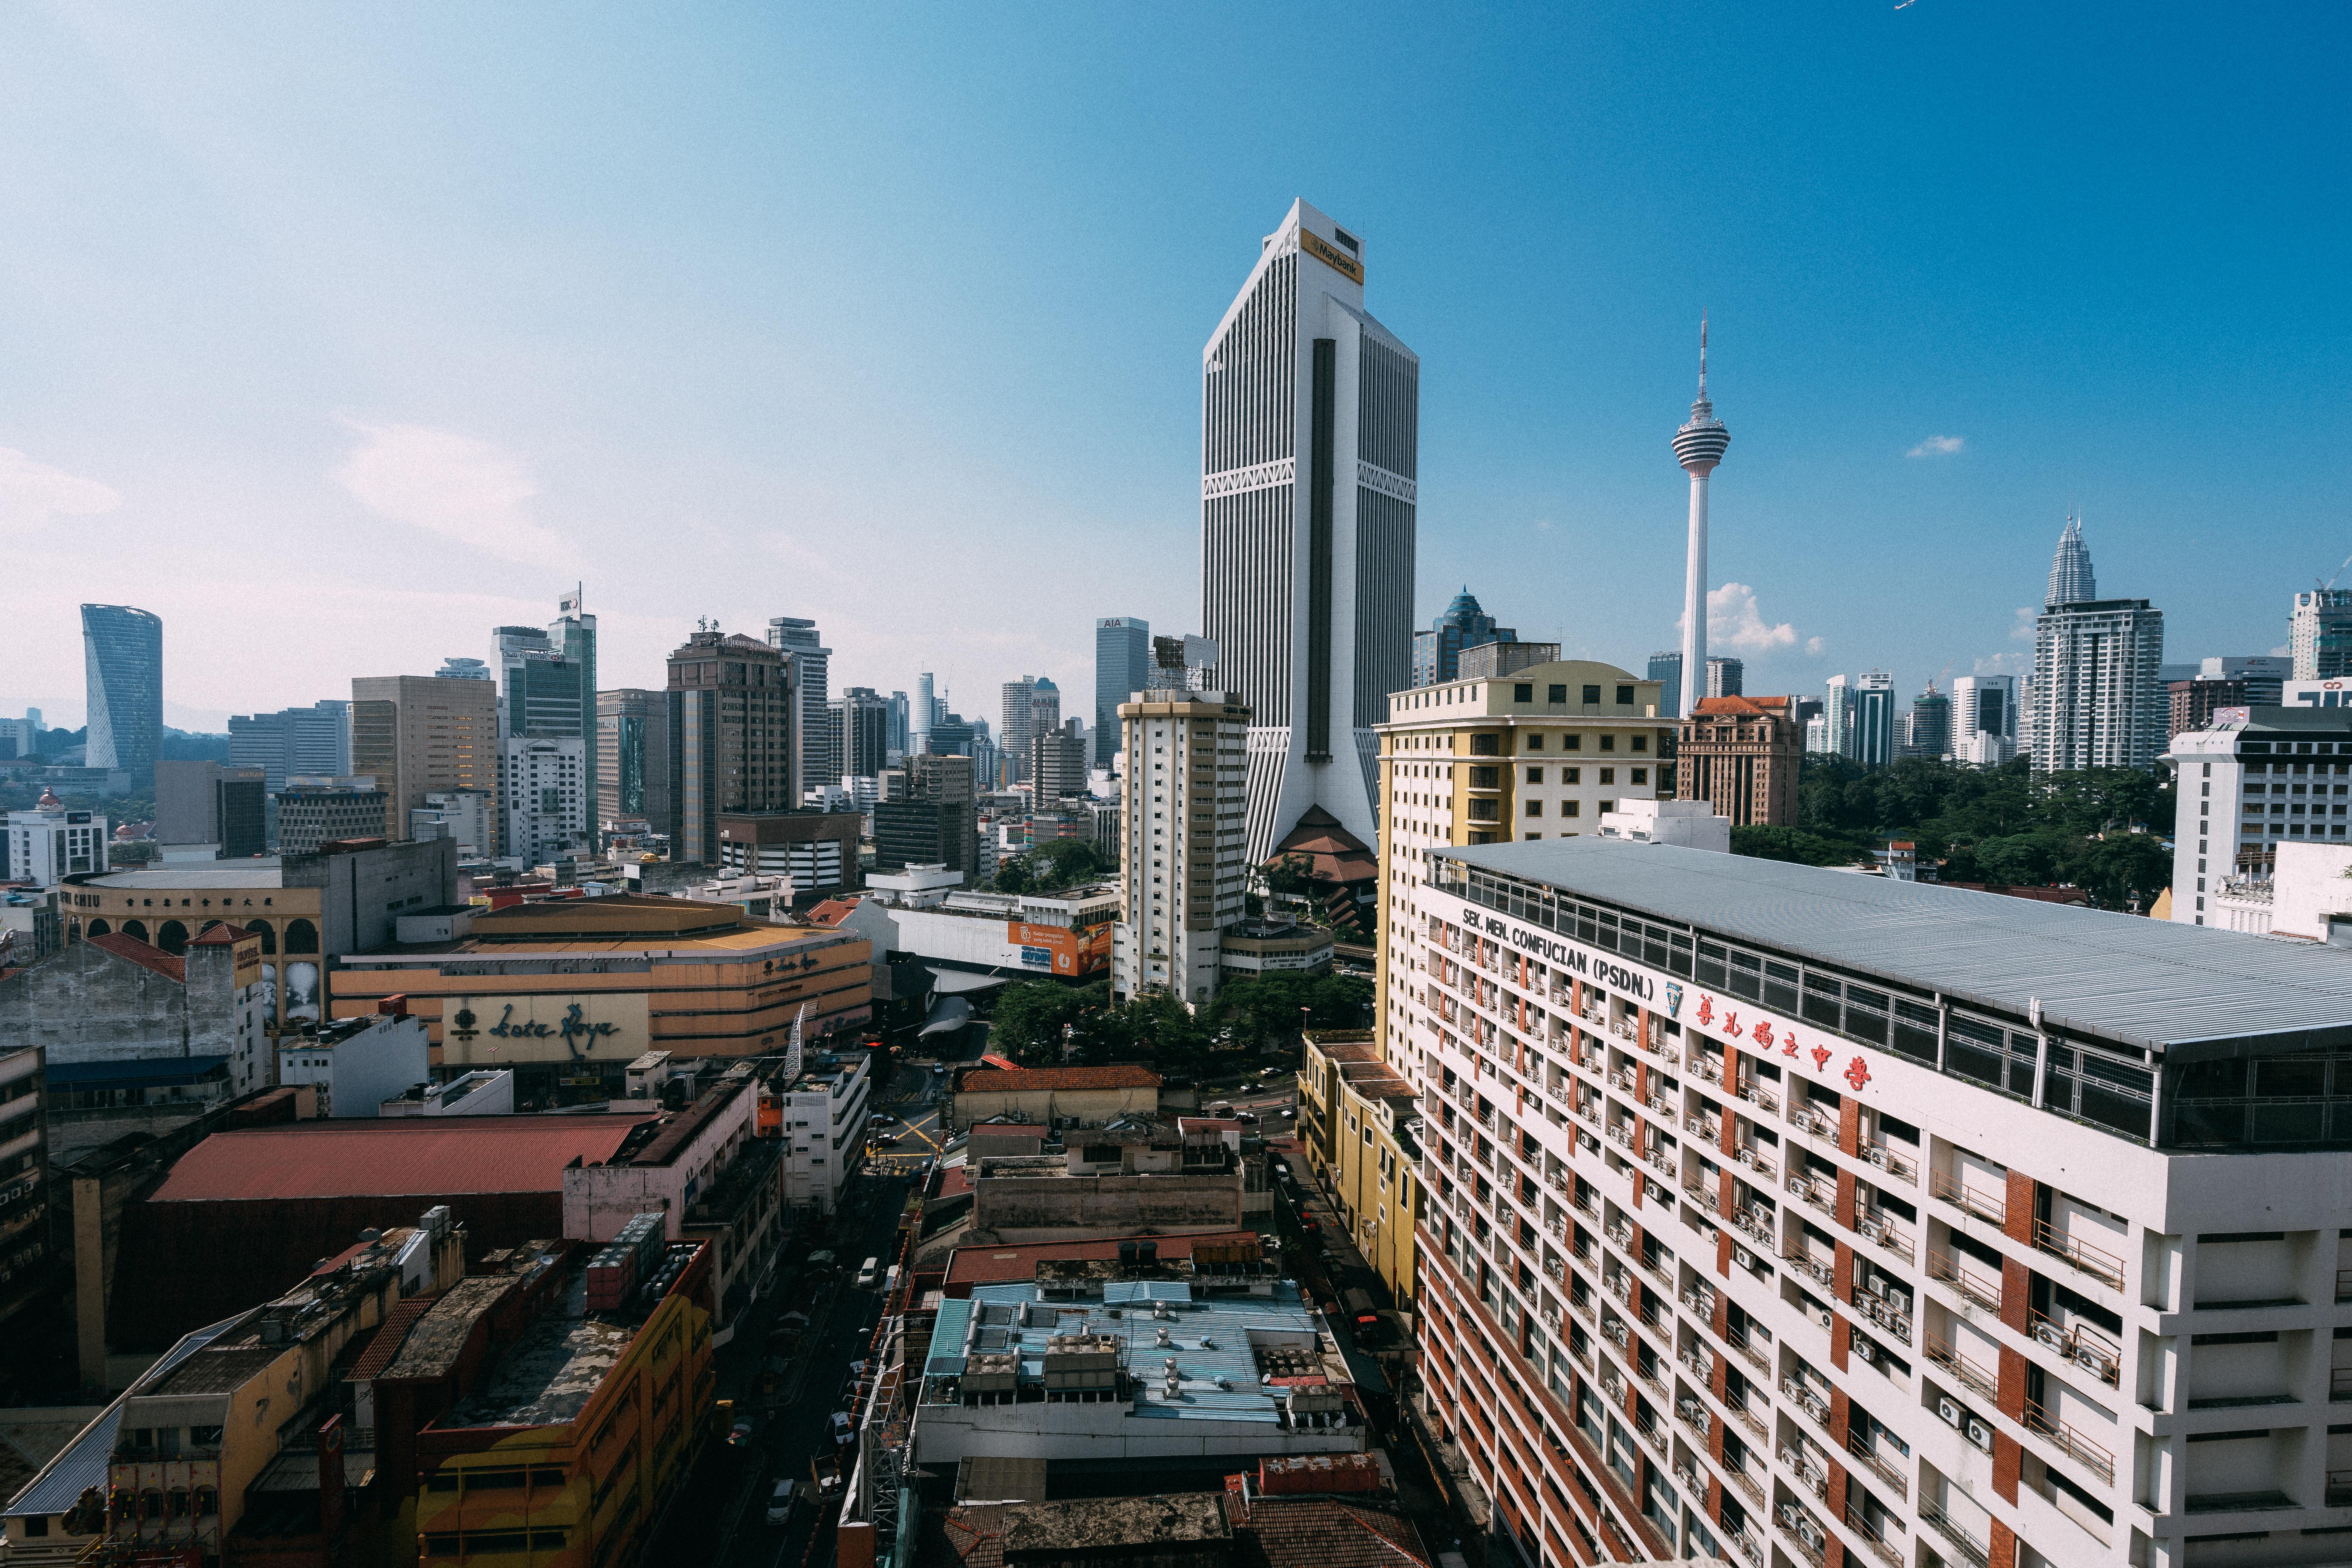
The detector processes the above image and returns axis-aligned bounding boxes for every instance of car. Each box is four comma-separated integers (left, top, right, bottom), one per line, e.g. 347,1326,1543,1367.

766,1479,800,1524
870,1112,894,1125
728,1420,756,1446
1280,1108,1296,1119
1234,1110,1258,1124
830,1412,855,1445
856,1256,880,1288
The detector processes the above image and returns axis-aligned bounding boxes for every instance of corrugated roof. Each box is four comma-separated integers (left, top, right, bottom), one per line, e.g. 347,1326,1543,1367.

957,1066,1161,1093
86,933,184,982
147,1115,659,1202
943,1230,1261,1290
6,1317,237,1518
45,1055,228,1088
1437,837,2352,1056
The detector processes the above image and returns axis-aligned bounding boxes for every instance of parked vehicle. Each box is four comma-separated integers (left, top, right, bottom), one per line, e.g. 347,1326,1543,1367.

766,1479,800,1524
830,1412,855,1445
856,1256,880,1288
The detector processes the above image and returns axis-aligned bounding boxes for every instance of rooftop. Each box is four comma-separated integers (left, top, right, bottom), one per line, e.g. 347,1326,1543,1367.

922,1274,1348,1426
1436,837,2352,1058
943,1230,1263,1293
958,1066,1161,1094
383,1274,528,1382
443,1269,635,1428
5,1318,234,1519
147,1114,661,1202
85,931,184,982
84,862,287,889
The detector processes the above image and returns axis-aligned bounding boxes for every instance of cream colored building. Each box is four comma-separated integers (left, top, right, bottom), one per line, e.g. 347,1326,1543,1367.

350,673,499,842
1297,1029,1423,1310
1111,686,1250,1005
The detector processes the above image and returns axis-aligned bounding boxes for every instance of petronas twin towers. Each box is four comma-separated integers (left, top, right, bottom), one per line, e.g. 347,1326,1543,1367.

1198,199,1418,863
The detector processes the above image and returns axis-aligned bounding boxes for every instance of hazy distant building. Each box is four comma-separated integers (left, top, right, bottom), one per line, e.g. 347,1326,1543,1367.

1000,678,1039,786
2191,655,2289,707
1455,641,1561,681
1903,684,1951,759
833,686,892,780
1201,198,1415,862
766,615,835,795
1032,722,1089,805
886,691,911,758
913,673,935,754
1822,674,1857,759
228,701,350,792
2293,590,2352,680
1094,617,1150,767
81,604,163,783
595,689,671,840
666,629,798,864
1414,588,1513,688
1645,652,1740,716
276,777,392,855
155,761,266,859
1852,670,1897,768
408,788,494,857
350,672,500,842
2030,519,2165,771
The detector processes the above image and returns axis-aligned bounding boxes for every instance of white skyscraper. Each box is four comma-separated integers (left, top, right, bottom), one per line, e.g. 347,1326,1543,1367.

1948,674,2019,764
1200,198,1416,862
2029,517,2166,771
767,616,834,795
1673,320,1730,720
2292,588,2352,679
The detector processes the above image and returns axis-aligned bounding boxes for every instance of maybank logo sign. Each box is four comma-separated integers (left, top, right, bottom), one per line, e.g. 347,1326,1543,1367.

1299,229,1363,285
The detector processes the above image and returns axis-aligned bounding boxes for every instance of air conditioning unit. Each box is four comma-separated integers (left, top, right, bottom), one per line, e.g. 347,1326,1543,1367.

1966,1417,1994,1452
1936,1397,1964,1428
2034,1322,2069,1352
2078,1347,2116,1378
1867,1274,1889,1299
1797,1519,1825,1550
1866,1145,1890,1168
1887,1288,1912,1315
1853,1338,1876,1363
1733,1245,1756,1269
1815,1306,1833,1330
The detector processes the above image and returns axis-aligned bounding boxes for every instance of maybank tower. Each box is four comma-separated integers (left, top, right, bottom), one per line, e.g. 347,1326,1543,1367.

1201,198,1418,866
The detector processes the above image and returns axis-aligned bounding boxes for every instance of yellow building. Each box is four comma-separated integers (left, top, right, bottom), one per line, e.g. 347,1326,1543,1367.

1373,659,1669,1083
328,896,871,1104
1296,1029,1423,1311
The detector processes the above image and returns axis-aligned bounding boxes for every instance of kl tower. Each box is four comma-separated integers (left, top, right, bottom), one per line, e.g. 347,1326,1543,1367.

1673,318,1730,719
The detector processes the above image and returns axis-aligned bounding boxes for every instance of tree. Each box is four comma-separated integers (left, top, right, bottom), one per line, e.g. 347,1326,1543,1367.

985,981,1084,1063
1729,826,1866,867
1029,838,1110,888
1206,972,1374,1053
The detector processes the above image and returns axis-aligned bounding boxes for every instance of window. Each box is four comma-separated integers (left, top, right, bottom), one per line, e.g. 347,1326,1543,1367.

1615,685,1634,705
1630,735,1648,752
1547,684,1567,704
1563,801,1579,817
1599,734,1615,752
1525,800,1543,817
1565,768,1580,784
1581,685,1601,704
1514,683,1534,702
1526,733,1544,750
1599,769,1614,785
1526,768,1543,784
1630,768,1648,785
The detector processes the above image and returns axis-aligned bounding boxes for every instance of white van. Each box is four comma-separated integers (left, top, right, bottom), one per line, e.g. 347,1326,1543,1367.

766,1479,799,1524
856,1256,880,1288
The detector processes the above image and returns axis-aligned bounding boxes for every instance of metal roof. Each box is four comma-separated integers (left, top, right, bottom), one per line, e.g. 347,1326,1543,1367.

147,1116,660,1202
46,1055,229,1088
1435,838,2352,1056
7,1318,237,1518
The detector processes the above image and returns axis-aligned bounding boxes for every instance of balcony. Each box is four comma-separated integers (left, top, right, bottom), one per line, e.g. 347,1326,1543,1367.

1918,1500,1989,1567
2025,1398,2116,1485
1927,1337,1998,1401
1733,1081,1780,1114
1773,1502,1828,1568
1779,1445,1829,1499
1929,1169,2007,1228
1783,1249,1835,1289
1861,1140,1916,1183
1724,1527,1764,1567
1856,1209,1915,1264
1686,1113,1721,1142
1846,1429,1908,1498
1680,1285,1718,1320
1684,1183,1721,1217
1927,1249,2004,1313
1781,1376,1833,1430
1786,1172,1835,1219
1840,1502,1902,1568
1787,1105,1836,1141
1731,1143,1778,1180
2033,1218,2125,1290
2027,1308,2122,1388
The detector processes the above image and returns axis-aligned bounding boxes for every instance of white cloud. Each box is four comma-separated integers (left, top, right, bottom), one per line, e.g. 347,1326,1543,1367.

1533,518,1555,533
0,448,121,530
331,420,573,568
1805,636,1826,656
1907,435,1965,458
1973,652,2030,676
2010,606,2037,642
1702,582,1799,653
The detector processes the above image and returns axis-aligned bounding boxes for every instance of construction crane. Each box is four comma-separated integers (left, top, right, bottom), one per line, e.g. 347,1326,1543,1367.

2323,550,2352,592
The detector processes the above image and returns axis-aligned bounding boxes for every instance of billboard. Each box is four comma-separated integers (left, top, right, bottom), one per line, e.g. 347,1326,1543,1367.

1007,921,1113,978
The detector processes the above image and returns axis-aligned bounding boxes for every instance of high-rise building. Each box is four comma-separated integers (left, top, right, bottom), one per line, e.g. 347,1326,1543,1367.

350,673,500,841
495,611,591,860
2170,679,2249,740
1647,652,1685,719
2168,708,2352,919
2029,520,2165,771
437,656,492,681
872,754,978,875
665,630,798,864
1094,617,1151,767
5,791,107,886
1902,682,1951,759
1706,656,1744,700
551,590,597,817
766,615,834,795
1029,677,1060,748
2292,589,2352,680
913,673,935,755
1032,721,1088,805
1199,198,1416,864
276,776,392,855
500,737,590,863
999,678,1038,785
1822,674,1857,759
228,701,351,792
595,689,672,838
81,604,163,783
1412,588,1516,688
2192,655,2289,707
408,788,494,857
1398,834,2352,1568
1110,651,1250,1006
2047,510,2095,604
833,687,891,780
886,691,911,758
155,761,267,858
1673,320,1731,721
1853,669,1897,768
1674,695,1802,826
1947,675,2018,765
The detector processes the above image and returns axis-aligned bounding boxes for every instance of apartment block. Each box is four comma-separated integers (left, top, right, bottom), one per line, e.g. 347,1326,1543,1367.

2166,707,2352,923
1110,688,1250,1005
1395,835,2352,1568
1298,1029,1425,1310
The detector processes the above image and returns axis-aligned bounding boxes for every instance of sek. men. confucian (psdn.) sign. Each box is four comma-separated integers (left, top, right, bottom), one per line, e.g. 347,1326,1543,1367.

441,993,650,1064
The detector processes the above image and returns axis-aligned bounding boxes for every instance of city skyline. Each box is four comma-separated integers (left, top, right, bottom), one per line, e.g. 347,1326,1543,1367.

0,8,2339,731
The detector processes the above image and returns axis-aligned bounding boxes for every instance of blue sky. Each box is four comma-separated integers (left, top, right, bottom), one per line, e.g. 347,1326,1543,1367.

2,4,2343,732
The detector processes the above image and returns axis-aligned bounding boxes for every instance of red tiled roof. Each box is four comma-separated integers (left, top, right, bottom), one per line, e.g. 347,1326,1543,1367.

1316,1041,1379,1063
957,1065,1160,1094
147,1115,661,1202
1230,1499,1432,1568
806,898,861,927
344,1292,442,1383
88,932,185,982
943,1229,1259,1292
1269,808,1377,884
937,1164,974,1198
1691,694,1795,719
189,925,253,947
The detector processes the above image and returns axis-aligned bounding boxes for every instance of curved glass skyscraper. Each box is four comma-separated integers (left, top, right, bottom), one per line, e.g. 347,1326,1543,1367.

81,603,162,781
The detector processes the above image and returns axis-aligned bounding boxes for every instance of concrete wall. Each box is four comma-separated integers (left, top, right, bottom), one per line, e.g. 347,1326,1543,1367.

282,837,457,958
562,1081,754,1241
973,1172,1241,1240
951,1086,1158,1132
278,1015,430,1117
